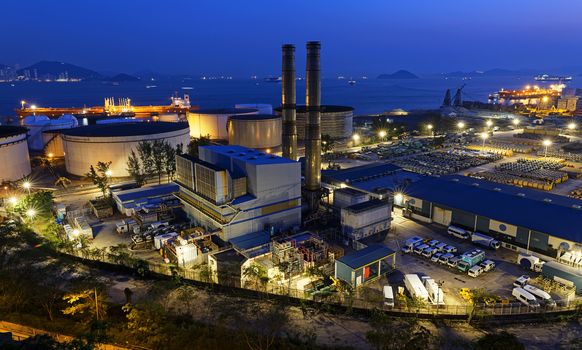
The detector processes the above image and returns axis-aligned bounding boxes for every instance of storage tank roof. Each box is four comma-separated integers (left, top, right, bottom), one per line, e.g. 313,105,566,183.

61,122,189,137
229,114,279,121
275,105,354,113
0,125,28,138
193,108,258,115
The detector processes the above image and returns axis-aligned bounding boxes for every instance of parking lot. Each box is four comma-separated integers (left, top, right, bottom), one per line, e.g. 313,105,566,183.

377,213,529,306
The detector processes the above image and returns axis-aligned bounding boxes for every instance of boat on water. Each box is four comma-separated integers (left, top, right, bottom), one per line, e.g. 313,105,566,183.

534,74,572,82
181,86,194,90
348,79,356,85
264,76,282,82
146,85,157,89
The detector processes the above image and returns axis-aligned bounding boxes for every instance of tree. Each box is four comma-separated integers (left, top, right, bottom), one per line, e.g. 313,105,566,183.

321,134,336,154
122,302,167,347
137,141,154,180
243,263,269,291
62,289,108,322
85,161,112,198
163,141,177,183
366,311,432,350
126,150,146,186
187,135,210,157
474,331,525,350
151,140,166,184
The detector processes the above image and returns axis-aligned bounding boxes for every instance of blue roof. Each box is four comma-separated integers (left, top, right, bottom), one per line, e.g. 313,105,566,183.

229,230,271,250
323,163,421,193
336,245,395,269
114,183,179,203
404,175,582,243
202,145,296,165
231,194,256,205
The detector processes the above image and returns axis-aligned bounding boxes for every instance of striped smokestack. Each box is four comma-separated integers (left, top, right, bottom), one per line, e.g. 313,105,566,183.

281,44,297,160
305,41,321,211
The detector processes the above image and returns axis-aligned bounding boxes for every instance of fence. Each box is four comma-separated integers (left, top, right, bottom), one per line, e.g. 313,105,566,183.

60,247,582,320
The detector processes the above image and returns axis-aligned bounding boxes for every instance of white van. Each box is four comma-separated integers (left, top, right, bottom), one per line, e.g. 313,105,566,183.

383,285,395,307
480,260,496,272
448,225,471,239
513,275,530,288
414,244,429,255
468,265,484,278
512,287,540,307
523,285,556,307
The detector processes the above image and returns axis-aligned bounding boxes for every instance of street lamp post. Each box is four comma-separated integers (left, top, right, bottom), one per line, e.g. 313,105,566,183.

22,181,31,194
543,139,552,157
427,124,434,138
352,133,360,146
486,120,493,132
378,130,387,142
512,119,520,129
457,122,465,134
480,132,489,148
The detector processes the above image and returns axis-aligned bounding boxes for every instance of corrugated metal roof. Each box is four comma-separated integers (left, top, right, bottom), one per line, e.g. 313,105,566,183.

405,175,582,243
114,183,179,203
202,145,295,165
345,199,389,213
336,245,395,269
230,230,270,250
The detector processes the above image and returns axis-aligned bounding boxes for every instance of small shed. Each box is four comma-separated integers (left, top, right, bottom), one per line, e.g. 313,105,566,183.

334,245,396,288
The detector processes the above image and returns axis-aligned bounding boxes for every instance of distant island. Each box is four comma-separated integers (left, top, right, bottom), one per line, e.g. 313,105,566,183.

17,61,103,81
377,70,419,79
105,73,140,82
443,68,537,77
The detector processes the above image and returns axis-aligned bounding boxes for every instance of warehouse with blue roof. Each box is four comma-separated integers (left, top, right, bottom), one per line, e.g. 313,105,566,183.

396,175,582,259
335,245,396,288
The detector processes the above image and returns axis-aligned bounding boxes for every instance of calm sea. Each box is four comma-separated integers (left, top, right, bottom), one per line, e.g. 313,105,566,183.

0,76,548,124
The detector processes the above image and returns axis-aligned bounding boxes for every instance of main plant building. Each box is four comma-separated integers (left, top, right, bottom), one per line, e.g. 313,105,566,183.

174,145,301,241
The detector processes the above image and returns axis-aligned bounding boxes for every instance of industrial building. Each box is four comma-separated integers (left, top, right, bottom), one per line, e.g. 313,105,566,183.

61,122,190,177
174,145,301,241
22,114,78,150
333,187,370,208
187,108,258,139
112,183,180,216
396,175,582,260
0,126,31,182
275,105,354,140
341,199,392,243
227,114,282,153
334,245,396,288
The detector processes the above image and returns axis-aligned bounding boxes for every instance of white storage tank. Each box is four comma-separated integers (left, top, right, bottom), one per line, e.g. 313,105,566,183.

187,108,258,139
227,114,282,152
235,103,273,115
158,113,181,123
96,118,143,125
0,126,31,182
22,115,78,150
62,122,190,177
275,105,354,140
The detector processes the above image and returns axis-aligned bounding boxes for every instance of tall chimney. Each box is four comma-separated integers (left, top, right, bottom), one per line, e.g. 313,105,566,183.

305,41,321,211
281,44,297,160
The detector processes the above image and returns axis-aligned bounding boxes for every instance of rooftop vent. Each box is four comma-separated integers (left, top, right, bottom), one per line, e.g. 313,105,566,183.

517,193,526,197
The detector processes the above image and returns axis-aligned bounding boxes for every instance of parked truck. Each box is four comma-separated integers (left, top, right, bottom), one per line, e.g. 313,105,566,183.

422,276,445,305
403,274,429,302
457,249,485,272
471,232,501,249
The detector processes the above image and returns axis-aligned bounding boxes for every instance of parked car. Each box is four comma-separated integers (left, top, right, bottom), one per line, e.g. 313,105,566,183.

513,275,530,288
414,244,429,255
480,260,496,272
435,242,448,252
439,253,454,264
447,256,460,268
444,245,458,254
431,252,443,262
422,247,436,258
427,239,440,247
468,265,484,278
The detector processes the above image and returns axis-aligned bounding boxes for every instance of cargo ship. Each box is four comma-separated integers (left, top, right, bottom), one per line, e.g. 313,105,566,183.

16,94,197,119
534,74,572,82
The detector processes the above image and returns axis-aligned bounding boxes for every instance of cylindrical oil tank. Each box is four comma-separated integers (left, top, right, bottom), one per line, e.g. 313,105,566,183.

22,114,78,150
96,118,143,125
42,130,65,157
61,122,190,177
275,105,353,140
227,114,282,152
0,126,31,182
235,104,273,115
158,113,180,123
187,108,258,139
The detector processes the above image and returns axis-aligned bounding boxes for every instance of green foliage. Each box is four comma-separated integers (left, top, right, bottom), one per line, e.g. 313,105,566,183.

187,135,210,157
474,331,525,350
321,134,336,154
85,161,112,198
13,190,54,219
131,140,180,184
122,302,167,347
366,310,432,350
62,289,108,322
126,149,146,186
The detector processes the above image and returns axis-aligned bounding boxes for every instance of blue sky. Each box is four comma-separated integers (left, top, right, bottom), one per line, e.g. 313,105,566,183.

2,0,581,76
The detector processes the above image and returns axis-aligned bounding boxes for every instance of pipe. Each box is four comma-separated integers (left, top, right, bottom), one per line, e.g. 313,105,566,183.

281,44,297,160
305,41,321,195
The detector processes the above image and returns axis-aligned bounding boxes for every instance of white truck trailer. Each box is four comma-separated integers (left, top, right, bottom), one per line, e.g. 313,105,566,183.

471,232,501,249
422,277,445,305
404,274,429,302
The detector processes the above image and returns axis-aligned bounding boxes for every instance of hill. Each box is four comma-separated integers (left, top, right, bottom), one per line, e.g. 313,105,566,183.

17,61,103,80
105,73,140,82
377,70,418,79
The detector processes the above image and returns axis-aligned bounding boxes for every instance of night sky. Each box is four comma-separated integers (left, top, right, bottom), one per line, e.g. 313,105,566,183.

2,0,581,76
